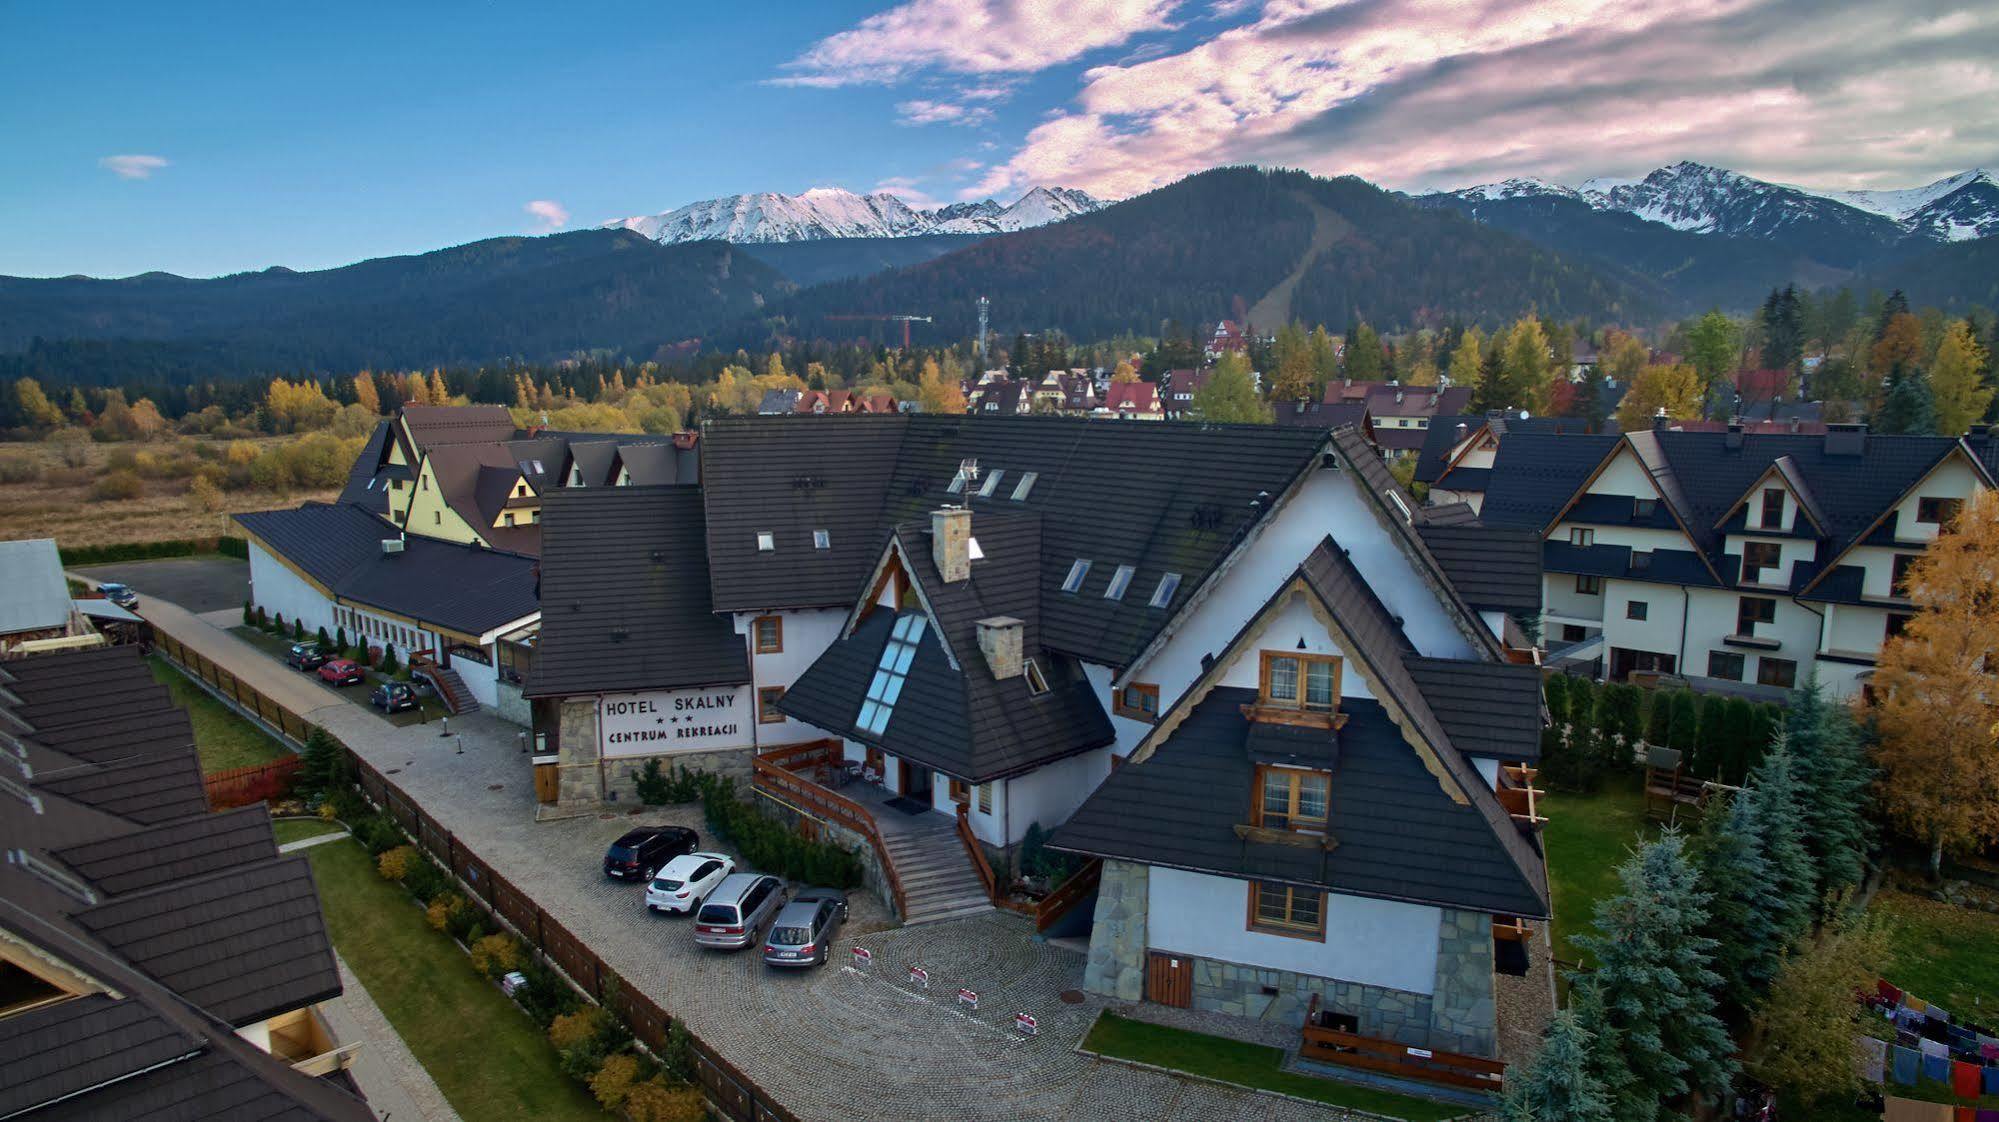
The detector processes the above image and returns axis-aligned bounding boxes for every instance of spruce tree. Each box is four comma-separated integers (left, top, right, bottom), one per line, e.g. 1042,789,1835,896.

1876,369,1938,435
1783,681,1870,901
1572,833,1737,1119
1746,740,1816,945
1692,789,1784,1020
1501,1008,1614,1122
1667,690,1699,757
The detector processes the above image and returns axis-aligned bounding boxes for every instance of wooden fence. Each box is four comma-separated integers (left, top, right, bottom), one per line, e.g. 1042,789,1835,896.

205,756,303,808
151,626,803,1122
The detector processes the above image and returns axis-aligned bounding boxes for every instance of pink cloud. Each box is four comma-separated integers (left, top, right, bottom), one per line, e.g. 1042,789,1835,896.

776,0,1181,87
896,99,995,126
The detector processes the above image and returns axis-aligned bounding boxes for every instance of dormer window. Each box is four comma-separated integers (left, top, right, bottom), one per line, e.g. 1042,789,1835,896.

1570,527,1594,547
857,614,927,735
977,470,1004,498
1918,497,1962,526
1149,573,1182,609
756,531,774,552
1024,659,1049,697
1062,560,1091,593
1104,565,1135,601
1261,652,1338,711
947,469,970,494
1256,765,1330,833
1760,488,1784,529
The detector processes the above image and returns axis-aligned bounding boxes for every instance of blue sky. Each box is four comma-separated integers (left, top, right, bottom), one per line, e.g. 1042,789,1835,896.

5,1,1993,279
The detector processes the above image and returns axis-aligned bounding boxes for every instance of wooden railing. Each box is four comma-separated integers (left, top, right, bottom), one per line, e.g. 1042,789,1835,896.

205,756,304,809
1299,1011,1506,1093
1035,857,1102,932
750,754,909,921
758,739,841,772
956,804,1002,904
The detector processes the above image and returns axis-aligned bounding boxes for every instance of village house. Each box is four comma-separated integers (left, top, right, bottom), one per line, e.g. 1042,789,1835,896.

0,646,368,1119
0,538,105,655
1476,421,1999,698
1099,380,1164,420
1322,382,1474,460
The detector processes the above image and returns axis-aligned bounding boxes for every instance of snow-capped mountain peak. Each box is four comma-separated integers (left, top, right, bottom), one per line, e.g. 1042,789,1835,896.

608,185,1106,245
1449,176,1582,202
1806,169,1998,242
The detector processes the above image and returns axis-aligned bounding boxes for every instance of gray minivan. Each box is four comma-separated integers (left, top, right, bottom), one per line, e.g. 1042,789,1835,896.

692,873,784,950
761,888,848,968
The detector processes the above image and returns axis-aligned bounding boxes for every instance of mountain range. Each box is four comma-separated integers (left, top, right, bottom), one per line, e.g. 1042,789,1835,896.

606,185,1104,244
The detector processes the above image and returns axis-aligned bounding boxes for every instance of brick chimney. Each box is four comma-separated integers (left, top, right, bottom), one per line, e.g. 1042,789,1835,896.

931,507,971,583
976,616,1023,680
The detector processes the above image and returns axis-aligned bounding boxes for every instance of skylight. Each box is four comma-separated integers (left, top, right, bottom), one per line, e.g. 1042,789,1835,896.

1011,472,1038,501
947,472,968,494
1104,565,1135,601
756,531,774,552
1149,572,1182,609
1062,560,1091,593
977,469,1005,498
857,614,927,735
968,537,985,561
813,529,831,550
1025,659,1050,696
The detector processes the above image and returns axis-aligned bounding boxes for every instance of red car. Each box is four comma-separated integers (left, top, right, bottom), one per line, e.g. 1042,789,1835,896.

317,659,365,687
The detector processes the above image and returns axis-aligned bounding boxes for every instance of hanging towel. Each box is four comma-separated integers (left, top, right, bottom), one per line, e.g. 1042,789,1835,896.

1884,1097,1954,1122
1976,1108,1999,1122
1860,1036,1889,1083
1957,1108,1976,1122
1923,1050,1953,1083
1907,996,1933,1014
1955,1060,1984,1099
1881,979,1906,1004
1931,1004,1953,1024
1924,1038,1953,1059
1893,1045,1923,1085
1984,1064,1999,1095
1984,1042,1999,1062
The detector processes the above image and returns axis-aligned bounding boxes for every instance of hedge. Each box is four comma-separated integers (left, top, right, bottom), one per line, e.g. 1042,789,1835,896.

60,535,248,566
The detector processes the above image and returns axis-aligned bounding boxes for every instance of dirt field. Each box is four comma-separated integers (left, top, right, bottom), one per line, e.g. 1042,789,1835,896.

0,436,340,548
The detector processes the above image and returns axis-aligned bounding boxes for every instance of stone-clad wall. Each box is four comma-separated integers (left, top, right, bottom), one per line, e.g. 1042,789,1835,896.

1189,960,1435,1046
1427,907,1497,1057
555,698,752,809
1082,860,1147,1000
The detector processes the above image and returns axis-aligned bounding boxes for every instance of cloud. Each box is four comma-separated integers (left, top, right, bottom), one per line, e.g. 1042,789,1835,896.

873,175,946,209
972,0,1999,200
896,99,996,126
775,0,1182,87
525,199,570,230
100,154,168,180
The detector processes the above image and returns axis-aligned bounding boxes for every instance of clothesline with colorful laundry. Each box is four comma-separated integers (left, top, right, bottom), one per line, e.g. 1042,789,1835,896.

1866,979,1999,1104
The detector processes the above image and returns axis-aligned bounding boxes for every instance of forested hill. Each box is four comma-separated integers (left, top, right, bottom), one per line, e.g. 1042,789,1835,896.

0,230,791,384
734,167,1658,348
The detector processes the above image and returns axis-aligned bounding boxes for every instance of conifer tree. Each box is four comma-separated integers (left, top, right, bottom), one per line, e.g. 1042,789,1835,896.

1572,833,1737,1119
1783,681,1870,901
1875,369,1938,435
1746,741,1816,944
1692,789,1783,1020
1501,1008,1614,1122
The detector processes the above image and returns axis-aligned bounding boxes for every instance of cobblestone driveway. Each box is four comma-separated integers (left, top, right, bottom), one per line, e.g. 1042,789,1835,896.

146,596,1390,1122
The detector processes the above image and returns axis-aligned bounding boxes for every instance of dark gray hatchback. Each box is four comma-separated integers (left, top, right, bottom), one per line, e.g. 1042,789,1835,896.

761,888,848,968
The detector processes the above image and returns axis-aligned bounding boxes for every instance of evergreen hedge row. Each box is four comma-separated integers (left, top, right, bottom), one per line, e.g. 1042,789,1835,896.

1539,673,1784,791
60,535,248,566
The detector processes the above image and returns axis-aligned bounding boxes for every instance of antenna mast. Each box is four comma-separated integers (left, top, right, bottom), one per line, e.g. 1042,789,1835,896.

976,296,990,366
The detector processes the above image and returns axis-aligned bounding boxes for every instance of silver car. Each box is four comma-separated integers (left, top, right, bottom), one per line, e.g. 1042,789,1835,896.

761,888,848,968
692,874,784,950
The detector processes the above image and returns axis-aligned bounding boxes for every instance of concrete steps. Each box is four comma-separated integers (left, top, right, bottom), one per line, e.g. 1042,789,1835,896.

423,666,480,716
880,826,993,926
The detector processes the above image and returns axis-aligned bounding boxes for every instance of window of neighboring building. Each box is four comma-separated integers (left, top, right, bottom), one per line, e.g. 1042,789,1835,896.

1113,682,1159,722
1256,765,1331,833
1707,651,1745,681
503,513,516,527
948,777,970,805
1757,657,1798,689
531,509,541,523
757,687,786,724
1149,572,1182,609
1760,487,1784,529
1010,472,1037,501
976,782,993,814
1917,497,1961,526
1260,651,1339,711
1103,565,1135,601
756,531,774,552
1633,497,1656,520
813,529,831,550
1626,600,1648,621
390,479,402,491
1024,659,1049,696
1630,550,1652,574
1736,595,1776,637
1570,527,1595,547
1061,559,1091,594
433,510,441,525
753,615,782,654
1248,881,1326,939
1742,541,1781,584
1575,575,1602,596
1562,624,1586,643
1886,612,1912,640
1892,553,1917,595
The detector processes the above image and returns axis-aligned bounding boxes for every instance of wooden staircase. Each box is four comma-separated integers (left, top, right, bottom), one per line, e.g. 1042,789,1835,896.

881,823,993,926
423,666,480,715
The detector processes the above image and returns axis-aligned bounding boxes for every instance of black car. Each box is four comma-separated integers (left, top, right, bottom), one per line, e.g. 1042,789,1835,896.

603,826,699,882
370,681,419,713
99,583,139,610
285,642,329,670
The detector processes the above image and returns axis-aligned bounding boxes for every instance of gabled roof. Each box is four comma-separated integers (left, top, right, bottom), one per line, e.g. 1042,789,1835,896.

1712,455,1828,536
525,487,748,698
0,538,72,636
1416,523,1543,615
415,442,541,554
334,420,394,515
235,503,539,637
1412,414,1479,483
1478,432,1620,529
398,403,516,448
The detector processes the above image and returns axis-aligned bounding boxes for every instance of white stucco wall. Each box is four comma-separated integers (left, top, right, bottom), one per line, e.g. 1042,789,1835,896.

1598,581,1687,662
735,608,847,748
1207,594,1376,700
1684,588,1820,684
996,746,1113,847
1148,867,1442,994
1722,532,1817,591
246,543,336,637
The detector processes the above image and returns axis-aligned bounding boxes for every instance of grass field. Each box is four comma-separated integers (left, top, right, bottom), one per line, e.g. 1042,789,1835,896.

146,655,290,773
272,818,343,845
302,837,608,1122
1538,771,1655,969
1080,1012,1467,1122
1871,882,1999,1025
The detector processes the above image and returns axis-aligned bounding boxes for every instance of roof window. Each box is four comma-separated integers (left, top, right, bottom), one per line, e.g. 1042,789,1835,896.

813,529,831,550
857,614,927,735
1149,573,1182,609
1025,659,1050,697
977,469,1005,498
1062,560,1091,593
1104,565,1135,601
968,537,985,561
756,531,775,552
1011,472,1038,501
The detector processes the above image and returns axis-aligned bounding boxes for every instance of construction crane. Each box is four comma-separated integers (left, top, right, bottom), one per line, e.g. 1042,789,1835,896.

826,313,933,350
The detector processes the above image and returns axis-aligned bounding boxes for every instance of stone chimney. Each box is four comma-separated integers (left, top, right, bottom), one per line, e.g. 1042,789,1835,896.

976,617,1023,680
932,507,971,583
1725,421,1745,450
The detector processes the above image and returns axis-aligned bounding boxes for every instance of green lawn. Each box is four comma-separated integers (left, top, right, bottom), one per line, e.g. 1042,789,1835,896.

272,818,343,845
1539,771,1654,969
1871,885,1999,1025
302,837,607,1122
1081,1012,1467,1122
146,655,290,773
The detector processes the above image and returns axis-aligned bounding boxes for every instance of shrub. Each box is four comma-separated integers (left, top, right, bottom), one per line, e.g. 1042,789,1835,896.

400,857,450,904
1644,689,1674,746
469,933,524,978
186,474,224,513
316,625,331,649
632,759,702,805
0,455,42,484
255,605,269,629
590,1053,641,1110
623,1081,706,1122
92,469,144,501
378,643,398,675
698,775,863,888
273,613,285,634
1020,822,1075,882
549,1007,616,1080
292,618,305,641
317,801,338,821
376,845,418,881
444,898,485,945
243,600,254,627
299,726,349,798
335,625,348,651
1542,673,1570,733
350,812,402,855
659,1019,695,1083
426,892,466,932
512,958,581,1027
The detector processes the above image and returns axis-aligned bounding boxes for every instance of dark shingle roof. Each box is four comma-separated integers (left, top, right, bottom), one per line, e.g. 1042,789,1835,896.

1416,523,1542,615
1479,433,1619,529
335,420,393,515
236,502,539,637
37,750,210,824
397,403,517,447
0,996,201,1119
1407,657,1545,762
54,805,278,897
525,487,748,698
1413,415,1479,483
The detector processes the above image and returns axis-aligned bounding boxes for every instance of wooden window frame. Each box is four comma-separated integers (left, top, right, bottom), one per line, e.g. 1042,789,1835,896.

948,777,971,805
1252,763,1331,834
1917,497,1961,526
1257,651,1341,712
756,686,786,724
1569,527,1595,547
1742,540,1781,584
976,782,993,815
1245,880,1327,941
1756,657,1797,689
1626,600,1647,621
1113,682,1159,722
1760,487,1785,530
753,615,783,655
1706,650,1745,681
1736,595,1775,637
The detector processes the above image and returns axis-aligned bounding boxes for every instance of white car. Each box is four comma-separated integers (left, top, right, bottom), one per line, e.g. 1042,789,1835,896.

645,852,735,914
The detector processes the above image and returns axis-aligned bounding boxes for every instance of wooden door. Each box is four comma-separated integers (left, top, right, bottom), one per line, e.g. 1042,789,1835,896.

533,762,559,804
1145,951,1193,1008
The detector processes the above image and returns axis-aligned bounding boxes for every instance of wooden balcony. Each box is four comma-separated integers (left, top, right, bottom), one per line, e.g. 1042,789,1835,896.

1496,764,1546,831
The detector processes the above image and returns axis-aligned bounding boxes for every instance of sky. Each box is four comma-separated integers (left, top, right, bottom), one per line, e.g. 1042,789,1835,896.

3,0,1994,279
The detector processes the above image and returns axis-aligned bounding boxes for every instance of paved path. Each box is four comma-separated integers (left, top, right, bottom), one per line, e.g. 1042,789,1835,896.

141,595,1379,1122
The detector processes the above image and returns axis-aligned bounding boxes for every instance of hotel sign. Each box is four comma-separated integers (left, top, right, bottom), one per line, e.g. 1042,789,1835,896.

599,688,750,757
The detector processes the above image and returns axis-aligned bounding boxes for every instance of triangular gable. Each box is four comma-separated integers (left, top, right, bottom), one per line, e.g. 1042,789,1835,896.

1711,455,1828,537
1434,421,1498,484
1542,434,1724,585
1796,441,1997,599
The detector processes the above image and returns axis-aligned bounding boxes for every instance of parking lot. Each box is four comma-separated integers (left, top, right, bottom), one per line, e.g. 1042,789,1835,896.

75,555,250,615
